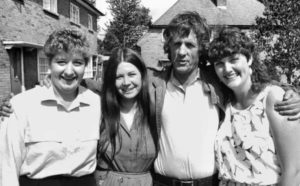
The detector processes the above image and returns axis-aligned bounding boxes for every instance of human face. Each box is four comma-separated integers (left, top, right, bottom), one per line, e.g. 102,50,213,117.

115,62,142,102
169,31,200,77
214,53,252,92
49,50,86,98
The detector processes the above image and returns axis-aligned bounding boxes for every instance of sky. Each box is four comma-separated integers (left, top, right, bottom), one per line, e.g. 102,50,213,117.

96,0,177,37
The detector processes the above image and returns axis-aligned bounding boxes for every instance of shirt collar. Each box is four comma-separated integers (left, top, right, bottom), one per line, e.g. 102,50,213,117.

39,86,93,110
168,67,212,95
169,68,201,88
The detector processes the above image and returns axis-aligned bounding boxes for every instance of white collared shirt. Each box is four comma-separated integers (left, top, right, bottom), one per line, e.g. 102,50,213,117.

0,86,101,186
154,70,219,179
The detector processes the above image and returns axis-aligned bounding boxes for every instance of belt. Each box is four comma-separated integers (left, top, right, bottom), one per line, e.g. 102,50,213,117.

153,173,219,186
19,174,96,186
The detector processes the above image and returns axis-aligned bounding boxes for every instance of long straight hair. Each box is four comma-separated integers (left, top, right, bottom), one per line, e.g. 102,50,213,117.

98,47,152,165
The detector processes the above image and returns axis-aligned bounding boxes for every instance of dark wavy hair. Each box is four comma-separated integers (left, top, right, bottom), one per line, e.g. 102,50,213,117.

98,47,153,166
44,29,90,64
163,11,211,66
208,27,271,103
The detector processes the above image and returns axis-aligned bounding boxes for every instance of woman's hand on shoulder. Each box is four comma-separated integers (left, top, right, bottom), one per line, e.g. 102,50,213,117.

0,93,14,119
274,89,300,121
39,74,52,88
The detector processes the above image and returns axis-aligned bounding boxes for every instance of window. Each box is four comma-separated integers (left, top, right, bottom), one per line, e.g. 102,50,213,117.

88,14,93,30
38,57,49,82
70,3,80,25
43,0,57,13
83,57,94,79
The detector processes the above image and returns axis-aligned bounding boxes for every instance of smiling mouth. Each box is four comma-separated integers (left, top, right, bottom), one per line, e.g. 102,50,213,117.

122,88,135,94
225,73,238,80
61,77,77,82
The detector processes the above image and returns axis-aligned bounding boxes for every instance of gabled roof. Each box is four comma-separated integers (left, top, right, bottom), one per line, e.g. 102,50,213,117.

76,0,104,16
153,0,264,27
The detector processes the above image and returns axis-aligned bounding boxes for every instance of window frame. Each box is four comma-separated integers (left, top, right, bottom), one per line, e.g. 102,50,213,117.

37,50,49,82
83,56,94,79
43,0,57,14
70,3,80,25
88,14,93,30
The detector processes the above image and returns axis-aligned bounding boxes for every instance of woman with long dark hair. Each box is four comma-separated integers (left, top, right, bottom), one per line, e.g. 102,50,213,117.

96,47,157,186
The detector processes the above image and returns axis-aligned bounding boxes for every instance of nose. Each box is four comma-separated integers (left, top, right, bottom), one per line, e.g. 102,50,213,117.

178,44,187,56
122,76,130,86
64,62,75,76
223,62,233,72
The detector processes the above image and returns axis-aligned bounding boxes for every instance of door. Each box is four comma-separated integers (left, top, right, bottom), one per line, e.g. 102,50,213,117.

24,48,38,90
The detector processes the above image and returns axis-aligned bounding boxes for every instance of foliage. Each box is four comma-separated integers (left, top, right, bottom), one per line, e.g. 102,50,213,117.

101,0,152,52
253,0,300,85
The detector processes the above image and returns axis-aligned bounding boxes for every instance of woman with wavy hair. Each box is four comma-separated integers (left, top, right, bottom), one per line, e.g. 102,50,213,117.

96,47,157,186
209,28,300,186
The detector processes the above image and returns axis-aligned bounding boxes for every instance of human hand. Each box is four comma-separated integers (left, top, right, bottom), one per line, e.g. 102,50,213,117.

0,93,14,120
94,170,107,186
39,74,52,88
274,89,300,121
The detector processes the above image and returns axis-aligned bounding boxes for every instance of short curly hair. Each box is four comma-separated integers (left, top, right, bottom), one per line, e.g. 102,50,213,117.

44,29,90,64
163,11,211,65
208,27,271,100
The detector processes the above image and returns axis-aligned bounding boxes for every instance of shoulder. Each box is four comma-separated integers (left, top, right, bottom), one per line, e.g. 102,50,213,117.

81,78,102,95
79,86,101,104
265,85,285,123
147,66,169,78
10,86,43,106
200,66,227,106
9,86,45,118
266,85,285,105
147,66,170,87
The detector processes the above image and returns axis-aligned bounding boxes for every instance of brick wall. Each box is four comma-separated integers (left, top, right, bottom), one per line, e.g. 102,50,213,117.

0,42,11,101
58,0,70,18
138,28,168,69
0,0,99,98
0,0,98,52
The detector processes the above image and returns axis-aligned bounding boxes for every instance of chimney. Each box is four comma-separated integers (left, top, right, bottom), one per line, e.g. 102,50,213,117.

213,0,227,9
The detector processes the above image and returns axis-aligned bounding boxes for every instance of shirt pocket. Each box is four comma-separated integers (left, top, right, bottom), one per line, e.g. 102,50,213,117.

23,129,70,164
24,127,65,149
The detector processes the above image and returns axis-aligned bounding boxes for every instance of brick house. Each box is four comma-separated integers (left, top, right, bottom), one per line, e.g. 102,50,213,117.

0,0,103,100
137,0,265,69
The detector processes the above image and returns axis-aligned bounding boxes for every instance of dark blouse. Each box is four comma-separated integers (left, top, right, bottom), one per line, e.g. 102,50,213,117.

98,111,156,173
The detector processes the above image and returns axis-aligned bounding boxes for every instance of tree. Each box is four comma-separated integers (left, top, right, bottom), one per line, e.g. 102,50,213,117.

254,0,300,85
102,0,152,52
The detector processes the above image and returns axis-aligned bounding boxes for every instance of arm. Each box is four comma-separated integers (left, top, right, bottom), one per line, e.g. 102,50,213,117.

275,87,300,121
0,102,26,186
81,78,102,95
266,86,300,186
0,93,14,118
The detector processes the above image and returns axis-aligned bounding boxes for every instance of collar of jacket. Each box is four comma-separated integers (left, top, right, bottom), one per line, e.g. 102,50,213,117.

149,65,226,121
151,67,221,104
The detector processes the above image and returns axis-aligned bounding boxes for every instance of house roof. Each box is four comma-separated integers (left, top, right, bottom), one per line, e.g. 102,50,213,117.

153,0,264,27
76,0,104,16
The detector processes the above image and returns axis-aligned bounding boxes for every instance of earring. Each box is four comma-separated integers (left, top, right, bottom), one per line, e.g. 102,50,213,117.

249,68,253,75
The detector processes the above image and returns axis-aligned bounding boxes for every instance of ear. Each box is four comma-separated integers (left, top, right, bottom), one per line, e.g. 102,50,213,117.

248,55,253,66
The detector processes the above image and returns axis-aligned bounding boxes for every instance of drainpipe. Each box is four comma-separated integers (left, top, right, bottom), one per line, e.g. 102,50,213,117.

20,47,25,92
